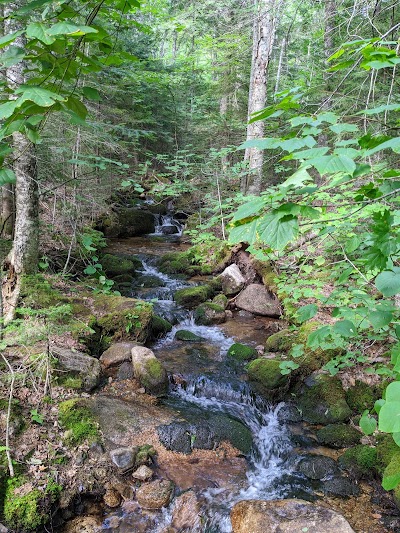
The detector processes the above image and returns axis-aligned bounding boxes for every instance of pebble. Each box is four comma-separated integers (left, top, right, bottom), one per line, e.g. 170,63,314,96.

132,465,153,481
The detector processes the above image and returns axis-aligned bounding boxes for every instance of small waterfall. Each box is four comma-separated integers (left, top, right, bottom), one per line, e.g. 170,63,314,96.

153,213,183,236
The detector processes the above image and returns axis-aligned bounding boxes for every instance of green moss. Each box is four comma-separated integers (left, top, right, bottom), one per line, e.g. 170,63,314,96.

100,253,136,277
345,380,380,412
265,329,294,352
194,302,225,325
135,444,157,466
246,358,287,396
213,294,228,309
174,285,214,309
227,343,258,362
252,259,277,292
382,451,400,489
175,330,205,342
150,315,172,339
59,376,83,389
376,434,400,471
58,399,100,446
338,445,377,477
3,476,61,531
157,242,228,276
19,274,66,310
298,374,352,424
316,423,361,448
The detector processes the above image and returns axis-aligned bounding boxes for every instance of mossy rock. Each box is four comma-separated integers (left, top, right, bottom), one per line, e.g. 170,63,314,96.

376,434,400,472
382,451,400,492
345,380,384,413
213,294,228,309
113,274,135,284
316,423,361,449
227,343,258,363
132,347,168,396
150,315,172,339
19,274,67,310
251,259,277,292
211,414,253,454
194,302,226,325
135,275,166,288
100,253,136,277
3,476,61,531
246,358,287,398
174,285,214,309
338,445,377,478
175,330,205,342
297,374,352,424
116,208,155,237
58,398,100,446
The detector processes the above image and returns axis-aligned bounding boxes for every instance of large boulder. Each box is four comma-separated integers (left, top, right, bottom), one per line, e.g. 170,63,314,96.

131,346,168,396
316,423,361,449
100,341,139,369
174,285,214,309
116,208,155,237
246,358,287,398
230,499,355,533
227,343,258,363
219,264,245,296
100,253,138,277
297,455,340,480
53,347,100,391
194,302,226,325
235,284,280,317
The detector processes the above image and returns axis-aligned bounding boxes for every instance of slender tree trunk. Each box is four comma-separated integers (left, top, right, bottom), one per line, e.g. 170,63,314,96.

274,37,286,96
2,1,39,322
242,0,283,195
1,185,15,240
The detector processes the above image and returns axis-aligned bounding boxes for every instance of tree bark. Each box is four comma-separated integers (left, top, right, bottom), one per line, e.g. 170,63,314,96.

242,0,283,196
2,1,39,322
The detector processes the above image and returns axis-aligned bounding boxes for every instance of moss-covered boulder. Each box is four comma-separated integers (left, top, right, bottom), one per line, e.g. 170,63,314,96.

246,358,287,398
19,274,67,310
297,374,352,424
116,208,155,237
316,423,361,449
213,293,228,309
175,330,205,342
194,302,226,325
345,380,383,412
376,434,400,472
251,259,278,292
150,315,173,339
59,398,100,446
174,285,214,309
131,346,168,396
227,343,258,362
135,275,166,288
338,445,377,478
101,253,137,277
3,476,61,532
53,346,101,391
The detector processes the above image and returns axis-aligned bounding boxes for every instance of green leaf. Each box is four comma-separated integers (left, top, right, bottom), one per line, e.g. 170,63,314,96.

383,459,400,490
308,155,356,175
82,87,100,101
84,265,97,275
281,167,313,188
375,268,400,296
329,123,359,134
228,219,258,245
369,310,393,330
26,22,56,45
47,22,98,36
362,103,400,115
0,30,24,49
0,46,25,67
374,399,385,414
379,400,400,433
231,197,267,222
345,235,361,253
291,147,329,160
359,410,377,435
332,319,356,338
64,96,88,119
393,433,400,447
385,381,400,402
296,304,318,323
0,169,16,185
15,86,65,107
307,325,331,348
0,100,18,120
365,137,400,156
258,214,298,250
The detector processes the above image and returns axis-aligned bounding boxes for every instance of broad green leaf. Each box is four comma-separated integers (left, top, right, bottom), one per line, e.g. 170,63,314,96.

231,197,267,222
291,147,329,160
385,381,400,402
375,268,400,296
307,325,331,348
374,399,385,414
0,46,25,67
0,169,16,185
393,433,400,447
362,103,400,115
329,123,359,134
279,137,315,152
345,235,361,253
15,86,65,107
317,112,339,124
47,22,98,36
296,304,318,323
328,59,355,71
369,310,393,329
82,87,100,101
281,167,313,188
237,138,279,150
0,30,24,49
359,410,377,435
382,456,400,490
228,219,258,245
26,23,55,45
64,96,88,119
332,319,356,338
379,401,400,433
309,155,356,175
84,265,97,275
258,213,298,250
365,137,400,156
0,100,18,120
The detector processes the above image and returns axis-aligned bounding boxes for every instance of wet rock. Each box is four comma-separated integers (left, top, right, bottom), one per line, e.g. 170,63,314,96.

53,347,100,392
132,465,153,481
213,293,228,309
219,264,245,296
238,310,254,318
174,285,214,309
298,374,352,425
110,447,136,472
63,516,102,533
162,225,179,235
210,414,253,454
135,275,166,288
194,302,226,326
322,476,360,497
316,423,361,449
101,253,137,277
297,455,340,480
246,358,287,398
157,422,198,454
227,343,258,363
117,361,134,380
136,479,174,509
150,315,173,339
230,499,355,533
235,284,281,317
171,491,201,531
116,208,155,237
277,404,302,423
104,516,121,529
175,330,205,342
131,346,168,396
100,341,139,369
338,445,377,479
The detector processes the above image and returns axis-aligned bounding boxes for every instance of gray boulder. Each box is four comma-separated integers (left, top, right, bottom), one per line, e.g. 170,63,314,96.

100,341,139,369
235,284,281,317
131,346,168,396
219,264,245,296
53,347,100,392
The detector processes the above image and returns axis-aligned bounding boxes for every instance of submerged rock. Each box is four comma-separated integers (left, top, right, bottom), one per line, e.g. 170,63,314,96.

171,491,201,531
193,302,226,326
219,264,245,296
235,284,281,317
136,479,174,509
131,346,168,396
230,499,355,533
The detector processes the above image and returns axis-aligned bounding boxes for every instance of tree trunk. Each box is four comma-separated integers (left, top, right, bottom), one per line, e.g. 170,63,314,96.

2,1,39,322
1,185,14,240
242,0,282,195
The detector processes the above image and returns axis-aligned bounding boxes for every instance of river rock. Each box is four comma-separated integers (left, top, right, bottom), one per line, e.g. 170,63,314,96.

246,358,287,398
297,455,340,480
63,516,102,533
117,361,134,380
132,465,153,481
213,293,228,309
52,347,100,392
322,476,360,497
135,275,166,288
110,447,136,472
194,302,226,326
131,346,168,396
235,284,281,317
136,479,174,509
100,342,139,369
161,224,179,235
101,253,137,277
175,330,205,342
116,208,155,237
171,491,201,531
230,499,355,533
316,423,361,449
227,343,258,362
219,264,245,296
